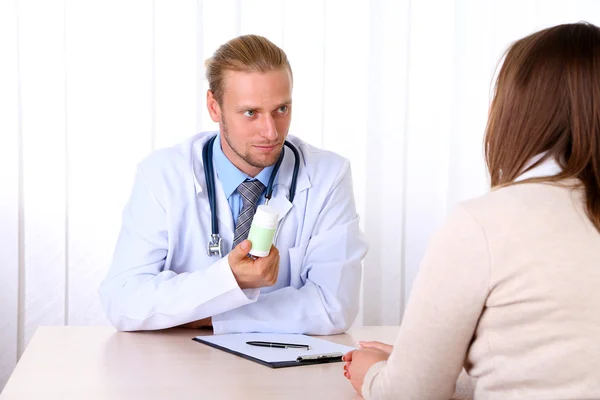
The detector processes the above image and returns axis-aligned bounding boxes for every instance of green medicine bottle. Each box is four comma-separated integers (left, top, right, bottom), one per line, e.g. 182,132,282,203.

247,205,279,257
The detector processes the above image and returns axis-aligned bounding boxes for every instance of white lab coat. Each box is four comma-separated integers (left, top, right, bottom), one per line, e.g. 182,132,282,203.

99,131,367,335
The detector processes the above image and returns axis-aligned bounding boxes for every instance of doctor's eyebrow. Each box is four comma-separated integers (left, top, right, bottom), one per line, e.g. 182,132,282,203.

235,101,292,113
275,101,292,109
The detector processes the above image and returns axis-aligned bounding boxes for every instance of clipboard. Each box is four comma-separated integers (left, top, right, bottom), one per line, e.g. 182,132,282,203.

192,333,355,369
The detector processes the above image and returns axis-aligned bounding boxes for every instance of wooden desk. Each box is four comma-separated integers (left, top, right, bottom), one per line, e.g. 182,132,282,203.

0,326,399,399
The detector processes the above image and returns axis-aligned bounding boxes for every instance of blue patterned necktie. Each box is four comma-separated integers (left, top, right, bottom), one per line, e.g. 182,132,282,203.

232,180,266,248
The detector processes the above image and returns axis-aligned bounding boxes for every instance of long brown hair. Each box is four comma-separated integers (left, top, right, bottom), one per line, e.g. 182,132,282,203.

485,22,600,231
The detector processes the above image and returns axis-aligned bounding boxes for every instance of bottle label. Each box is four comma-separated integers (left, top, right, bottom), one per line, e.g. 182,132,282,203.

247,224,276,255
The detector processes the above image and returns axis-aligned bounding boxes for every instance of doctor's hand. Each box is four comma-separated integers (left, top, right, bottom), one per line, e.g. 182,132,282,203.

228,240,280,289
178,317,212,329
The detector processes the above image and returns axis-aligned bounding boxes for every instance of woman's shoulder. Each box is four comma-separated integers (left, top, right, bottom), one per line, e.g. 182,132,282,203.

461,180,579,220
451,180,585,245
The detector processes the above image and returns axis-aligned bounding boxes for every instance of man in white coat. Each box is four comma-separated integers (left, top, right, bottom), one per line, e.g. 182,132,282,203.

99,34,367,335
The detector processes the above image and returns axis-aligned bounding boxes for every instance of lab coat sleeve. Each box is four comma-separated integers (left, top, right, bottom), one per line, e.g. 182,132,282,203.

98,165,259,331
211,162,367,335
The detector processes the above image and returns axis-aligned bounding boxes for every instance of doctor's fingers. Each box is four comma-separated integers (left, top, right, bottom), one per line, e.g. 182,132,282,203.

254,245,279,268
230,240,252,260
228,240,253,267
264,244,279,259
255,251,279,285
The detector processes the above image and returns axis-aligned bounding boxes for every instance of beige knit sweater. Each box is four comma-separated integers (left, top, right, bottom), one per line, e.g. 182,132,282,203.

363,181,600,399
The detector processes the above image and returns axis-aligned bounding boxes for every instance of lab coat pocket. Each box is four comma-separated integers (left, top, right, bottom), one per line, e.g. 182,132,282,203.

287,243,308,288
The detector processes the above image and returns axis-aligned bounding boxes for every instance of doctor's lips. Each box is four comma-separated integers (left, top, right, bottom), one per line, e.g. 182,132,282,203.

253,143,281,152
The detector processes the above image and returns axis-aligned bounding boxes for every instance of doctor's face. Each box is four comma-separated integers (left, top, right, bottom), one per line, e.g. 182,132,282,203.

207,68,293,177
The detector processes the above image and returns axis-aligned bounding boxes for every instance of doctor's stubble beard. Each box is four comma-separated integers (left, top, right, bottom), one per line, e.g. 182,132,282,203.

220,115,284,169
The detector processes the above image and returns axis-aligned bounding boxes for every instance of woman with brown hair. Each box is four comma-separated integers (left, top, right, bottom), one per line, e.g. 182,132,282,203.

344,22,600,399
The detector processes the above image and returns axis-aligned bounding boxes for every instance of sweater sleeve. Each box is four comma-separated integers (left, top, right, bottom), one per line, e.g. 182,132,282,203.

363,205,490,399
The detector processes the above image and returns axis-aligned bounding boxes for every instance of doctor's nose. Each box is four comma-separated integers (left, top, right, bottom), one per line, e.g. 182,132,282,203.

260,115,278,141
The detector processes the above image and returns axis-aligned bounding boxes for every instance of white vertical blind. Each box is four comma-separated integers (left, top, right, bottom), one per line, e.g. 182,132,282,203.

64,0,154,329
361,0,410,325
2,0,600,390
0,0,20,389
154,0,197,148
282,0,325,148
199,0,238,134
401,0,457,304
18,0,67,350
240,0,284,47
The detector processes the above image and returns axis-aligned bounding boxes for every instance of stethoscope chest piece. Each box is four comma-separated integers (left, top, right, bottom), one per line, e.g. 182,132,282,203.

207,233,223,257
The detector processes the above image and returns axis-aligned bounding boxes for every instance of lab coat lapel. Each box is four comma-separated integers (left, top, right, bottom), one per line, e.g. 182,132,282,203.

268,143,311,223
267,190,293,223
192,133,234,246
213,178,235,234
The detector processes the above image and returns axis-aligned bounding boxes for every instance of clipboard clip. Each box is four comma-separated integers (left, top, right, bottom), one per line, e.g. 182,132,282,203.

296,352,344,362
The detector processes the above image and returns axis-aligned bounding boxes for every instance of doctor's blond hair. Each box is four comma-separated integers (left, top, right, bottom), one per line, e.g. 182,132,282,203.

205,34,292,104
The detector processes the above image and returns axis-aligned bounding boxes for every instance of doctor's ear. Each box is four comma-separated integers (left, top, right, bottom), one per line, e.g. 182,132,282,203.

206,90,222,123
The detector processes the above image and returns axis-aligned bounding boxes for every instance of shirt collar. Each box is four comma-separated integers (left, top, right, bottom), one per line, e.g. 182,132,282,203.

212,133,275,198
515,152,563,182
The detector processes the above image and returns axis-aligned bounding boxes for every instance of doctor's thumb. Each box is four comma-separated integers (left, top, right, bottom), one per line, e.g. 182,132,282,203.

235,240,251,255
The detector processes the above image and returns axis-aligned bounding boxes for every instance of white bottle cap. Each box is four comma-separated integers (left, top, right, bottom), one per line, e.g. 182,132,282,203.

252,205,279,229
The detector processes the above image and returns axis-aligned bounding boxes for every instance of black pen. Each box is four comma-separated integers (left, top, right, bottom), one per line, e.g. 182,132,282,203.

246,341,311,350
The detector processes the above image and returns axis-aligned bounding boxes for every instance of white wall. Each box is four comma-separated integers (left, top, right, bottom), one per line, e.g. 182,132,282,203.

1,0,599,390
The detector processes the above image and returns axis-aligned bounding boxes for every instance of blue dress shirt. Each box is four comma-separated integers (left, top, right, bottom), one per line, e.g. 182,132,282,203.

212,134,275,227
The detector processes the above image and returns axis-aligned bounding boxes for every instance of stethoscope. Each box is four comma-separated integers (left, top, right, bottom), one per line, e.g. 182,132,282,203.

202,134,300,257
